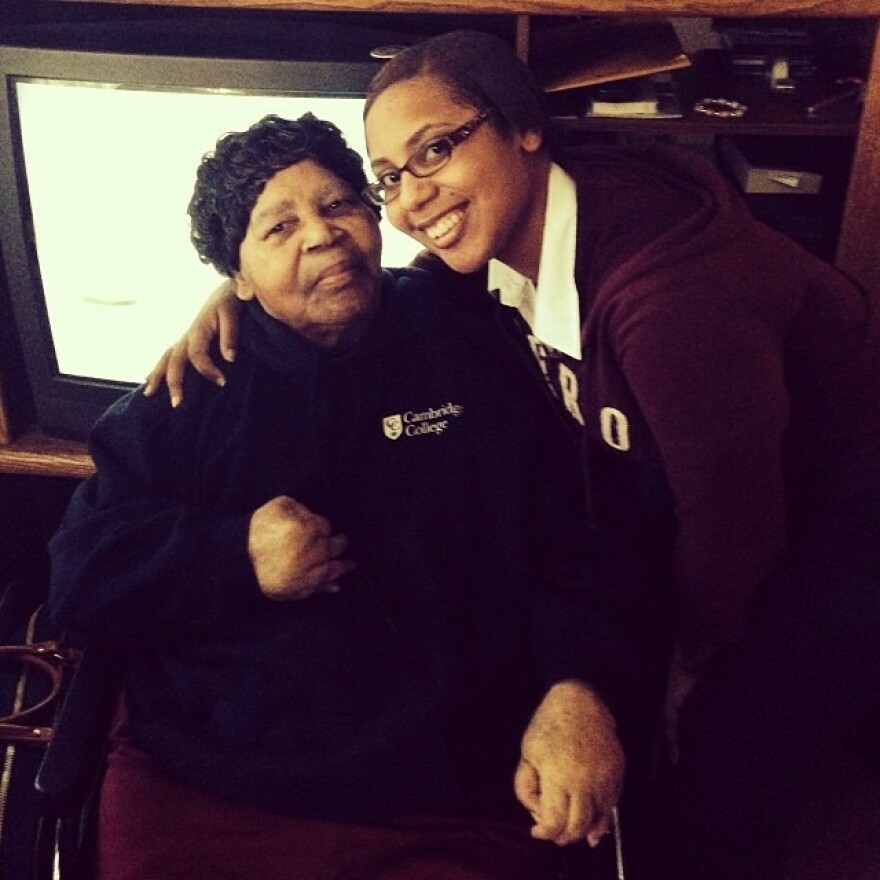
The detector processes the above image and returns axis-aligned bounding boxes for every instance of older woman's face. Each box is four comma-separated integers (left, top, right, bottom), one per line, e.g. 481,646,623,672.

234,159,383,351
364,75,546,277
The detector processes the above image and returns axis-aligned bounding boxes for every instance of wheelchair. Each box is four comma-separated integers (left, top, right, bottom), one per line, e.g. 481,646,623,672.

33,642,123,880
31,644,625,880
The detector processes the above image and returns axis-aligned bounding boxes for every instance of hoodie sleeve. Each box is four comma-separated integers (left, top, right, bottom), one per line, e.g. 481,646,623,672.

527,423,654,732
484,313,654,731
609,253,790,669
48,385,257,645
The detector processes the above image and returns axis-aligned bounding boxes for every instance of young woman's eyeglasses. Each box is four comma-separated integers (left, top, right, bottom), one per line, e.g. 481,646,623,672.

363,112,490,206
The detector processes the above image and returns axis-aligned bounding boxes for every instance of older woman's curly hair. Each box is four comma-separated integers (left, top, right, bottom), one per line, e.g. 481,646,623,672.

188,113,379,277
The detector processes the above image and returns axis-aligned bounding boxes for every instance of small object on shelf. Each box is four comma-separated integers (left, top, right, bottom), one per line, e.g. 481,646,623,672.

530,17,690,94
719,136,823,195
710,17,864,83
693,97,748,118
590,79,658,115
545,73,682,120
806,77,865,116
586,76,682,118
369,45,408,60
768,57,796,93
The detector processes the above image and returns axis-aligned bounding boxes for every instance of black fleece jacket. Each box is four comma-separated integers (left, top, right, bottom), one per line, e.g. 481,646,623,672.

49,269,641,823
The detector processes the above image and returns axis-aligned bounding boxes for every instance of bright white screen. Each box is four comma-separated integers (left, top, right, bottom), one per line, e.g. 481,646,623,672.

17,80,421,383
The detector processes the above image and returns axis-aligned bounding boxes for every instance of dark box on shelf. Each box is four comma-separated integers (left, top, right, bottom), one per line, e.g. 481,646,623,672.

719,136,823,195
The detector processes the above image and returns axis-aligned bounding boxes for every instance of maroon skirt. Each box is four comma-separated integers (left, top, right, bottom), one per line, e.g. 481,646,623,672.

98,704,555,880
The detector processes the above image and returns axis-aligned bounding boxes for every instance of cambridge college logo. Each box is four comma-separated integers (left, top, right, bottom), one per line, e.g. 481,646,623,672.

381,401,465,440
383,414,403,440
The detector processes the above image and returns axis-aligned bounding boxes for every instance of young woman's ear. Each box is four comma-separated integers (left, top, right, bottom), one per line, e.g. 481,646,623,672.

520,128,544,154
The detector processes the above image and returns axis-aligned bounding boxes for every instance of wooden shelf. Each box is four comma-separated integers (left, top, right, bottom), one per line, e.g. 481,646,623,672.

556,114,859,139
0,428,93,479
45,0,880,17
550,56,863,137
556,113,857,137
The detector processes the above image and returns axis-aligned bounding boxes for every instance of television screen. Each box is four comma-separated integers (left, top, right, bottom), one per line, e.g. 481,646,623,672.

18,79,421,385
0,45,423,439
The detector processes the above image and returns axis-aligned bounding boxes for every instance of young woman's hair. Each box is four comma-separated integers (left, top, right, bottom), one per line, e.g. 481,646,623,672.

188,113,379,277
364,29,552,144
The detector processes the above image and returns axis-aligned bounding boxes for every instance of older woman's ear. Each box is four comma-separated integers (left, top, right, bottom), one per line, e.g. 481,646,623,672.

233,271,255,301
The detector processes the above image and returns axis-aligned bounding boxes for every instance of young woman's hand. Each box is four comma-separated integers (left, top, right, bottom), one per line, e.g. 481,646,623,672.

143,279,243,407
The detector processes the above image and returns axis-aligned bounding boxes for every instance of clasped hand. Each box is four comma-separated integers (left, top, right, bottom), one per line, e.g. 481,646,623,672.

515,679,624,848
248,495,356,600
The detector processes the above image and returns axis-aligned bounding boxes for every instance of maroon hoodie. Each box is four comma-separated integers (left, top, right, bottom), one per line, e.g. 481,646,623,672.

566,143,880,666
424,142,880,672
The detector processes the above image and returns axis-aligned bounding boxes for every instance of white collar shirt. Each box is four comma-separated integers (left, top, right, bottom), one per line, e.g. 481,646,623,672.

487,162,582,360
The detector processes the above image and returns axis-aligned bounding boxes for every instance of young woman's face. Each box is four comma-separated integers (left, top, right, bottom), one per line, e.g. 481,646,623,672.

364,75,547,277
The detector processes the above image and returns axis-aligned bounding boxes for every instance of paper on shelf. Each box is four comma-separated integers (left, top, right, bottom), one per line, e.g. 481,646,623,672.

531,18,691,93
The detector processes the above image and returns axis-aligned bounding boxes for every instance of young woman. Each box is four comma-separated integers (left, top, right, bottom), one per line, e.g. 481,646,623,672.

147,30,880,880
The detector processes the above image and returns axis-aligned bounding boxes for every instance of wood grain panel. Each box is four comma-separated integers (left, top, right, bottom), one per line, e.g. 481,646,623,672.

44,0,880,18
0,429,93,479
0,379,12,445
836,22,880,295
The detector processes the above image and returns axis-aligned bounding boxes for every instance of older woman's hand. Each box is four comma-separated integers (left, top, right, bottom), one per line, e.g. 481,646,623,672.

515,679,624,848
248,495,357,600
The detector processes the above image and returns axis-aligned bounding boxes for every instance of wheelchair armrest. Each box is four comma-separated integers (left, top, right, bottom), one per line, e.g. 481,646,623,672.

36,643,124,816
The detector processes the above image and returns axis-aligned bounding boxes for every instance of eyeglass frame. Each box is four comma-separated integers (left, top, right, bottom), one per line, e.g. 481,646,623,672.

362,111,491,206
